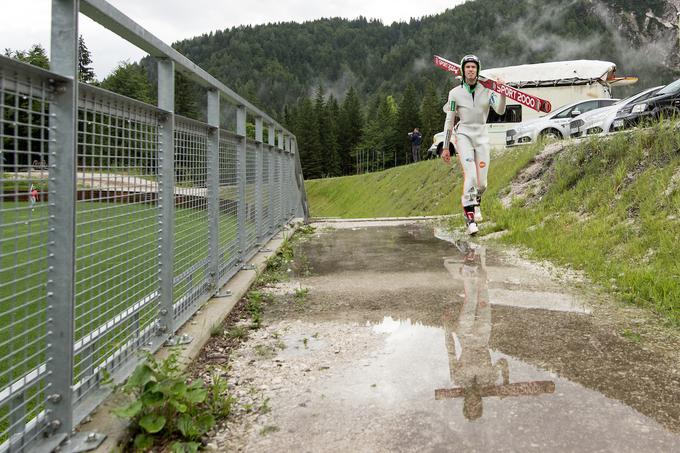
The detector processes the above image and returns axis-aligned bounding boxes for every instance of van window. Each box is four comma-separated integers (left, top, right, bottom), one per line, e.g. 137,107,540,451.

487,105,522,123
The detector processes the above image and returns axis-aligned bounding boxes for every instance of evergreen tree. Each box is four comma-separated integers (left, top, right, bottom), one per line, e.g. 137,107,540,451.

2,45,49,167
100,61,153,104
295,98,322,179
420,82,445,151
175,72,200,119
355,95,396,173
313,85,330,176
325,95,342,177
338,87,363,175
78,36,96,83
395,82,421,165
5,44,49,69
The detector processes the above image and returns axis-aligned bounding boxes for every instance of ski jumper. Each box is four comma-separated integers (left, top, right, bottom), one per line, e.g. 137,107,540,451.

443,83,506,208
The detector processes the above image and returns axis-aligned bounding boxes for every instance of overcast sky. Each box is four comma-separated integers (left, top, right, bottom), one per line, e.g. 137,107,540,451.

1,0,464,80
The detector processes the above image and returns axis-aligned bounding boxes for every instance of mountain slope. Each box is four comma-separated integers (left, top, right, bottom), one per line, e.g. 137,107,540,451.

170,0,680,114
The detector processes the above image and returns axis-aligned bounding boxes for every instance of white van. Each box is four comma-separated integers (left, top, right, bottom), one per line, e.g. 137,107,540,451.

427,60,636,153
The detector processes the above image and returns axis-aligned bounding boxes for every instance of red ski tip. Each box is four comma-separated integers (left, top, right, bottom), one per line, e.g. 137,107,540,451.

541,100,552,113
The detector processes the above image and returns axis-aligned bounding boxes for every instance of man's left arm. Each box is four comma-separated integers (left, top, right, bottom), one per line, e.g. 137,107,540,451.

490,91,506,116
488,76,507,115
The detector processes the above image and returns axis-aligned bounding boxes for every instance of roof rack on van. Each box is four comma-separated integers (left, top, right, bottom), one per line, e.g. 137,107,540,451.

481,60,637,88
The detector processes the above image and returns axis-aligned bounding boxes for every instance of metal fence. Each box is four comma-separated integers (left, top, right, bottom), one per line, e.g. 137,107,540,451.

0,1,308,451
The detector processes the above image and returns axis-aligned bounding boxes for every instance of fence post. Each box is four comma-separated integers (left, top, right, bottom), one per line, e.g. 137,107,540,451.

45,0,78,444
292,138,309,222
255,117,264,246
157,59,176,337
236,107,247,265
207,90,220,288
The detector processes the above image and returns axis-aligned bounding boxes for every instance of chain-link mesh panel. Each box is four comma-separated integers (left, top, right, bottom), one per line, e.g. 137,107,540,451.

288,155,295,219
271,151,281,230
261,148,271,236
0,63,52,451
218,132,239,277
173,117,210,323
73,86,161,406
245,144,257,253
283,154,291,220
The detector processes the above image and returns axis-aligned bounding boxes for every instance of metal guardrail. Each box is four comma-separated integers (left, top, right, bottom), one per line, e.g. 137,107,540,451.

0,1,308,451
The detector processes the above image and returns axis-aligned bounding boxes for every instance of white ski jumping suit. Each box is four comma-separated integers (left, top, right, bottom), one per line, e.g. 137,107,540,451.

443,83,506,208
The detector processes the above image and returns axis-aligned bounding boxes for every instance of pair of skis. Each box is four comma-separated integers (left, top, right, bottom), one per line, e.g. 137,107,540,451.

433,55,552,113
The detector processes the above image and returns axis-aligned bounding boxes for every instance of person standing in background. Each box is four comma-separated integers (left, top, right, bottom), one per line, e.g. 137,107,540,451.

408,128,423,163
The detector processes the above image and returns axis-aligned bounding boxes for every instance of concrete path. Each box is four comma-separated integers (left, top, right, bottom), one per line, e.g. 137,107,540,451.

211,219,680,452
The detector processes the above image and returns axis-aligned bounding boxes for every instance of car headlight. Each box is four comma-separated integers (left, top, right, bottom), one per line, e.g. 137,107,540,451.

632,103,648,114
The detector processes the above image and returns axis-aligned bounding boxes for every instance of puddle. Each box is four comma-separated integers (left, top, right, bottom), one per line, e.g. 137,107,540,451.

219,222,680,452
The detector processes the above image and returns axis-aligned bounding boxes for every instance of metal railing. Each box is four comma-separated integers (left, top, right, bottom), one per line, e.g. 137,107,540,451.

0,1,308,451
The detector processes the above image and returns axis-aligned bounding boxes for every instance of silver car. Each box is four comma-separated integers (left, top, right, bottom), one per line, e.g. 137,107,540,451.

506,98,618,146
570,86,663,138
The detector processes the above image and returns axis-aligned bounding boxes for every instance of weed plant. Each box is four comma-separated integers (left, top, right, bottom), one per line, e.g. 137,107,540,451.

113,350,229,452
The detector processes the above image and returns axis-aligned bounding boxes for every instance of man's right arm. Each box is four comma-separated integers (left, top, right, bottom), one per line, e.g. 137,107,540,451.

442,93,456,162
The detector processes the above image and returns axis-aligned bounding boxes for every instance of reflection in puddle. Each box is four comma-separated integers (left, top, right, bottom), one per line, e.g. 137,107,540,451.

275,223,680,447
438,242,555,420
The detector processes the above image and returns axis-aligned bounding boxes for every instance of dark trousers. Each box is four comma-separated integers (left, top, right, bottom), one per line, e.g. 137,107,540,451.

412,144,421,162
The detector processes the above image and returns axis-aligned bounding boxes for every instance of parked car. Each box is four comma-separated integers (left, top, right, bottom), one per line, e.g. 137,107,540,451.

570,86,663,138
506,98,618,146
426,131,455,159
611,78,680,131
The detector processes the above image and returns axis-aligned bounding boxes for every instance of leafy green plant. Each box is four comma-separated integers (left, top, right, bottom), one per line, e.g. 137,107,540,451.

210,323,223,337
292,287,310,310
113,350,217,452
246,291,265,328
226,325,249,340
207,368,235,419
246,290,274,328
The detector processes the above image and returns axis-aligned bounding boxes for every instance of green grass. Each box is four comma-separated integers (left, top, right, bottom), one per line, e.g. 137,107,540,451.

488,124,680,324
0,200,241,442
0,199,244,442
305,145,537,219
305,159,460,218
303,123,680,323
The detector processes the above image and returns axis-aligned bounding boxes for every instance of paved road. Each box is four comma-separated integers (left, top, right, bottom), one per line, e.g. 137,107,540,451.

215,219,680,452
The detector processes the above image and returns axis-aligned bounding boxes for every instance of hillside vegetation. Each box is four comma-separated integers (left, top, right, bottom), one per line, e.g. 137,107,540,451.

305,123,680,323
173,0,678,114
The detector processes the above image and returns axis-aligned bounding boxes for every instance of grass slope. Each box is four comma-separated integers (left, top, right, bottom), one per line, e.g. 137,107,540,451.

305,146,537,219
304,123,680,323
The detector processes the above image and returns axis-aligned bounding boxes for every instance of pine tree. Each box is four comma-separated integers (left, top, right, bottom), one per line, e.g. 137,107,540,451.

338,87,364,175
295,98,322,179
100,61,153,104
325,95,342,176
175,72,200,119
420,82,445,152
78,36,96,83
395,82,421,165
5,44,49,69
355,95,396,173
313,86,330,176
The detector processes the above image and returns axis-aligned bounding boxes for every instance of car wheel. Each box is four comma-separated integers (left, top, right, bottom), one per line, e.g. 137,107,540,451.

539,128,562,141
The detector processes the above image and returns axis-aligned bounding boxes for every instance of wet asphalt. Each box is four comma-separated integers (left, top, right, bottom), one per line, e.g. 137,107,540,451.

247,222,680,452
